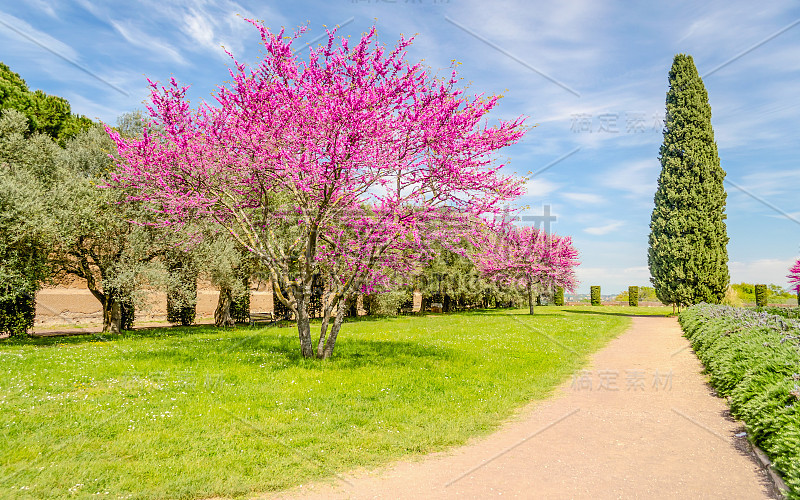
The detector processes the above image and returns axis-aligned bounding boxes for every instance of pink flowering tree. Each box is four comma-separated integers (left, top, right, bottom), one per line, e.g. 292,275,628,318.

788,259,800,305
475,225,580,314
108,21,526,358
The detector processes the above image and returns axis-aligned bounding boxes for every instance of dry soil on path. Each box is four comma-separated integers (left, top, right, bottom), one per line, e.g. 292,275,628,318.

266,316,777,500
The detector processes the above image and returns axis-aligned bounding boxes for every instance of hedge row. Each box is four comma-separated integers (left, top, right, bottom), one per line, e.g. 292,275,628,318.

755,284,768,307
758,307,800,320
679,304,800,498
554,287,565,306
590,286,601,306
0,292,35,336
628,285,639,307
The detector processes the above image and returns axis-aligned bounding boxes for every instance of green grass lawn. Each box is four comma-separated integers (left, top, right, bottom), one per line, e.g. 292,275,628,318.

0,306,665,499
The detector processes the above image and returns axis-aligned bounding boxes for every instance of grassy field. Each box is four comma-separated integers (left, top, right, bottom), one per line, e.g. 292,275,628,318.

0,306,667,499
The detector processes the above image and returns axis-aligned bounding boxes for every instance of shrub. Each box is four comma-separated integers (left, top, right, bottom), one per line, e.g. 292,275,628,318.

554,287,565,306
757,307,800,319
230,290,250,324
679,305,800,498
167,295,197,326
590,286,601,306
755,284,768,307
120,296,135,331
166,257,198,326
364,289,412,316
628,286,639,307
722,286,743,307
0,291,35,336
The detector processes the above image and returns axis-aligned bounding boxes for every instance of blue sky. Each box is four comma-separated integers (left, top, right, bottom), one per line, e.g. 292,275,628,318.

1,0,799,294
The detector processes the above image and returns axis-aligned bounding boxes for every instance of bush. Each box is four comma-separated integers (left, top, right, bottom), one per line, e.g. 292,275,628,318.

731,282,793,304
166,257,198,326
590,286,601,306
755,284,768,307
230,290,250,324
628,286,638,307
0,291,35,336
167,296,197,326
120,296,135,331
364,289,412,316
722,286,743,307
679,305,800,498
757,307,800,319
554,287,565,306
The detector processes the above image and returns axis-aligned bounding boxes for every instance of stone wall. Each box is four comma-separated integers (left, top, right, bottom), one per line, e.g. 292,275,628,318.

35,285,274,327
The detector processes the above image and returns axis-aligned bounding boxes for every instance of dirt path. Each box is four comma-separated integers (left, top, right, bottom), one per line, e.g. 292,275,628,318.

267,316,776,499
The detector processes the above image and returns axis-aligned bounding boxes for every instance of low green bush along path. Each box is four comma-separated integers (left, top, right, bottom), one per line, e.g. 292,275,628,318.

0,307,653,499
680,305,800,498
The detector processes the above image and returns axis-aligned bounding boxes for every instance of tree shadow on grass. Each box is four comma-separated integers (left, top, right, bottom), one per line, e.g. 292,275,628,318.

19,321,457,371
503,312,563,318
213,332,456,370
0,323,244,348
561,309,673,318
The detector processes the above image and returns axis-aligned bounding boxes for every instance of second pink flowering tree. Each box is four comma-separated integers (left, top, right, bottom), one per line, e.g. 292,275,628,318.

476,225,580,314
788,260,800,305
109,20,526,358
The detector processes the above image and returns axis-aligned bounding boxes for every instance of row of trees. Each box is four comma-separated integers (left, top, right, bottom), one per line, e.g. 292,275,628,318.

108,21,580,358
0,75,256,335
0,63,93,145
1,21,581,358
614,286,659,303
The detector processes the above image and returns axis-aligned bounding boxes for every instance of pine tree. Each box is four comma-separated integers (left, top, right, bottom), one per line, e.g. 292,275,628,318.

648,54,729,307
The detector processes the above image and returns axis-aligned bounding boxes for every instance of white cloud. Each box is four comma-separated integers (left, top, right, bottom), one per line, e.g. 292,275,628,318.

28,0,58,18
176,2,270,60
575,265,651,294
600,159,659,198
183,9,217,53
109,19,189,65
0,10,79,60
583,220,624,235
729,257,798,287
523,177,561,198
563,192,606,204
738,169,800,198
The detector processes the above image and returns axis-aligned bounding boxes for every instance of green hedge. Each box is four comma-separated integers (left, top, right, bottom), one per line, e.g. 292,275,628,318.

230,292,250,324
166,257,198,326
628,286,639,307
590,286,601,306
757,307,800,319
679,305,800,498
120,296,135,331
554,287,565,306
755,284,768,307
167,294,197,326
0,291,35,336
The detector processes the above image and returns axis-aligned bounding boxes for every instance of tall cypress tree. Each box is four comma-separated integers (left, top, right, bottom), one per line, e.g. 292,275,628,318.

648,54,729,307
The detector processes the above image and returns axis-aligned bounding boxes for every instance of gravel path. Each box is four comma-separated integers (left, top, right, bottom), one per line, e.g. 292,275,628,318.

268,316,777,499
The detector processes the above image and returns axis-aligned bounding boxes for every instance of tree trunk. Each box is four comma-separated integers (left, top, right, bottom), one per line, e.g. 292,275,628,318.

316,301,334,358
527,281,535,315
102,296,121,334
322,298,348,359
296,294,314,358
214,287,235,327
